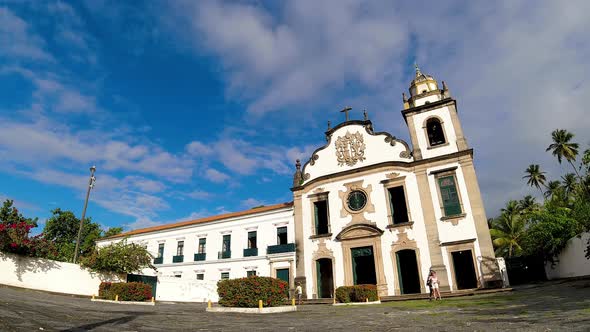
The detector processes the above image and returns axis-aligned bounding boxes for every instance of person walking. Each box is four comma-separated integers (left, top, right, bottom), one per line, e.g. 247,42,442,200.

427,270,434,300
427,270,442,300
295,282,303,305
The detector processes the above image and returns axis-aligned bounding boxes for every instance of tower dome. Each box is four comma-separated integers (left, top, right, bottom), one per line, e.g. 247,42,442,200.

403,64,450,109
408,64,439,97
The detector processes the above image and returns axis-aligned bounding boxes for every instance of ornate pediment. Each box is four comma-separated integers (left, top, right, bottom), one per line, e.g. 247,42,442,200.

335,223,384,241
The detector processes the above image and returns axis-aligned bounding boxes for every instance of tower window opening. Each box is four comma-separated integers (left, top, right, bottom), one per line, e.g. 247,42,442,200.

422,90,427,94
426,118,446,146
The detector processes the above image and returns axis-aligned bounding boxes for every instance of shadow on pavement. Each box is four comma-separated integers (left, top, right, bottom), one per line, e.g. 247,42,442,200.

60,312,147,331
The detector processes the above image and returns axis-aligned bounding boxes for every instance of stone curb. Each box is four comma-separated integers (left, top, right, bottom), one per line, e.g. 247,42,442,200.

333,300,381,306
206,306,297,314
91,298,155,306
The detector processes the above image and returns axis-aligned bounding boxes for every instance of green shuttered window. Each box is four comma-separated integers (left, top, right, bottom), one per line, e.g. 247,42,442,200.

438,175,462,216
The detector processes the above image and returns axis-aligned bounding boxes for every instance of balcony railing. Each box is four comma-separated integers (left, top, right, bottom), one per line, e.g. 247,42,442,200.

172,255,184,263
194,253,206,261
266,243,295,255
218,251,231,259
243,248,258,257
153,257,163,264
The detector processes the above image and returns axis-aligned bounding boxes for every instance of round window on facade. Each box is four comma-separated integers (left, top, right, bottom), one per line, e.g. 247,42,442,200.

347,190,367,211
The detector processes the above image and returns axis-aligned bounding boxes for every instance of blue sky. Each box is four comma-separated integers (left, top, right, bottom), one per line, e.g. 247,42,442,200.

1,1,589,232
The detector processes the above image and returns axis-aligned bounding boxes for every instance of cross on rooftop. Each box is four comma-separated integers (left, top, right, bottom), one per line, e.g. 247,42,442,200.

340,106,352,121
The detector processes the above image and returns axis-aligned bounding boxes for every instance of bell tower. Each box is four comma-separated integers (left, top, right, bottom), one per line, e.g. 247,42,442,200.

402,65,468,160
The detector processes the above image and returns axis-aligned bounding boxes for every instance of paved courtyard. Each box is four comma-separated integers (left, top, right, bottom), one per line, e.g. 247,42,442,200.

0,279,589,331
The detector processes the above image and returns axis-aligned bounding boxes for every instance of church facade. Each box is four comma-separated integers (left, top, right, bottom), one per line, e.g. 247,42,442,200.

97,68,500,300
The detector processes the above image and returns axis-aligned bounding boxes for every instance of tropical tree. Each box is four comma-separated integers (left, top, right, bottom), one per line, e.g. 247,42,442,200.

42,208,102,262
81,240,154,274
518,195,540,214
546,129,580,176
561,173,578,198
490,201,526,258
544,180,563,200
102,227,123,238
523,164,547,193
521,205,582,264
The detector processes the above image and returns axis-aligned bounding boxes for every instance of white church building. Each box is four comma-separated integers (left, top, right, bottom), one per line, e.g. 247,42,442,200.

97,67,501,301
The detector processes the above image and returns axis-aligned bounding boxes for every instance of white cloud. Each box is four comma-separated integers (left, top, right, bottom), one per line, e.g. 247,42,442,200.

205,168,230,183
240,198,265,209
162,0,590,215
185,190,213,200
0,117,194,182
123,217,164,231
0,7,54,61
186,141,213,156
165,0,408,114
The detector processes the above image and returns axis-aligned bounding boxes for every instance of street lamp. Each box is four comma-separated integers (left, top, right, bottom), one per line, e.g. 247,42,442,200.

73,165,96,264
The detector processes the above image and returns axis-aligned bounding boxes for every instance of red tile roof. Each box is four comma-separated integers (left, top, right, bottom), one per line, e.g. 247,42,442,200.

103,202,294,240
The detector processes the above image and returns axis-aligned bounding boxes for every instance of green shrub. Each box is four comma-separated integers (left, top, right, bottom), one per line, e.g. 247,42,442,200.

217,276,288,308
99,281,112,297
335,286,351,303
98,281,152,301
335,285,378,303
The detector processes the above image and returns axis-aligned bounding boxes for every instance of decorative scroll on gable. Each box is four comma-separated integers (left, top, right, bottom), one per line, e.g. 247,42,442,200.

299,122,412,186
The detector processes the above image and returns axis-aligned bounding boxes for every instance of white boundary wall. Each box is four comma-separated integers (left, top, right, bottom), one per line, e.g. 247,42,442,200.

0,252,122,296
545,232,590,280
156,277,218,302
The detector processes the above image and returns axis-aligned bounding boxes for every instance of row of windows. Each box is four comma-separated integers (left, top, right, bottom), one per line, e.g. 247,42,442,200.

174,270,257,280
312,174,462,235
176,268,290,284
156,226,291,262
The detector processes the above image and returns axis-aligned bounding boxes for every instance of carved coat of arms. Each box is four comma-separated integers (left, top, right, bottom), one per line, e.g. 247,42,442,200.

335,131,366,167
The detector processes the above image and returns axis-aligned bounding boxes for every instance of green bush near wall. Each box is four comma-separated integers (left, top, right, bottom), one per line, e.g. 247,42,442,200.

98,282,152,301
217,276,289,307
335,285,378,303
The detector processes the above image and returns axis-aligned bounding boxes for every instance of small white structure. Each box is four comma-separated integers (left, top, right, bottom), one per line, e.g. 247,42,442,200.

545,232,590,280
98,67,501,302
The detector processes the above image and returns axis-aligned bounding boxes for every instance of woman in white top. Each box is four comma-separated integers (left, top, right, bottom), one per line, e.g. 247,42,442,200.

427,270,442,300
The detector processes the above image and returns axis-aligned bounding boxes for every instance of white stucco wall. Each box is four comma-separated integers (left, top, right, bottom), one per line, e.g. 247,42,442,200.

0,252,122,296
413,94,442,107
545,232,590,280
156,277,219,302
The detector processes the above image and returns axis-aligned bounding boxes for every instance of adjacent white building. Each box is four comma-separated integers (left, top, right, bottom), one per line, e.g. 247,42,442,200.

98,67,501,301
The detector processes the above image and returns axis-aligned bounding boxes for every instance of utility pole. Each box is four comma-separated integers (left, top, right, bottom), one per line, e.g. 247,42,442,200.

73,166,96,264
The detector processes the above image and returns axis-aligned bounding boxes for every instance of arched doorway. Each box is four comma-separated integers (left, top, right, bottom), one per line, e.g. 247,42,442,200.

395,249,421,294
316,258,334,298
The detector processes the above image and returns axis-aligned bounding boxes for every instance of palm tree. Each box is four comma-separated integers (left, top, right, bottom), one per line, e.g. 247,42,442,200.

546,129,580,176
561,173,578,198
523,164,547,193
501,200,521,215
518,195,539,214
544,180,563,200
490,203,526,258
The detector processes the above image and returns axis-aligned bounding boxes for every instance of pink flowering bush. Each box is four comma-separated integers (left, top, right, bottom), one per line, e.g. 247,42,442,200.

0,200,57,258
